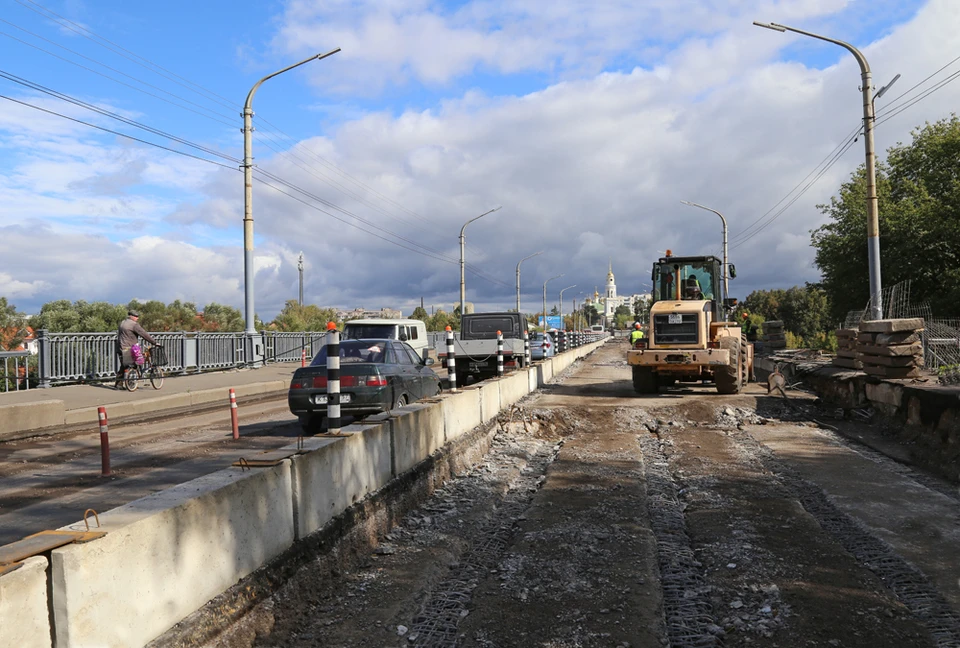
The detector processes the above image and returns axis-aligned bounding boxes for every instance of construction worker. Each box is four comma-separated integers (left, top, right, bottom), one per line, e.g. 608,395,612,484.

629,322,645,347
684,276,703,299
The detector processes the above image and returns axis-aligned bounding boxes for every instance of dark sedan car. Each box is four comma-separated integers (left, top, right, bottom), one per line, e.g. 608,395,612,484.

288,338,442,434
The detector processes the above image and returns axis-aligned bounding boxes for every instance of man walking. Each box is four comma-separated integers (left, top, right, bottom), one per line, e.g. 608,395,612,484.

115,310,157,388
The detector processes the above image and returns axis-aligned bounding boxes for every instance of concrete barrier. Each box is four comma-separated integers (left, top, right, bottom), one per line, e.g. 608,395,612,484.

50,462,295,648
290,423,393,540
390,403,445,476
440,388,483,442
0,400,64,436
0,556,50,648
499,370,529,408
537,359,555,384
476,382,501,424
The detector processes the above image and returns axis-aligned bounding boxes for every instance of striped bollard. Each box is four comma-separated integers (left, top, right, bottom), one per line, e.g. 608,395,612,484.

496,330,504,376
97,406,111,477
523,329,530,366
445,325,457,392
559,330,566,353
229,388,239,439
326,322,341,435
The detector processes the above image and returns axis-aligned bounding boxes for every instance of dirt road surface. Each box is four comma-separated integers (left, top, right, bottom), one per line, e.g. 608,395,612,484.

165,341,960,647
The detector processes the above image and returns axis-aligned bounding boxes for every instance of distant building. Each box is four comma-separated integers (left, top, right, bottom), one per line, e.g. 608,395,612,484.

338,307,403,320
584,263,650,326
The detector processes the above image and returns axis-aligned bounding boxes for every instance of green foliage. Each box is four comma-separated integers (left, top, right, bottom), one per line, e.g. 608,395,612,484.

813,114,960,319
410,306,429,321
270,301,340,332
201,303,244,331
426,309,458,332
34,300,127,332
582,304,599,326
633,295,651,322
0,297,27,350
738,285,835,349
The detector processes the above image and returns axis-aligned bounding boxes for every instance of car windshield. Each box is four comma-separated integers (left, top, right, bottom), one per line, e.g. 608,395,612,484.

310,340,386,365
653,260,717,301
343,324,395,340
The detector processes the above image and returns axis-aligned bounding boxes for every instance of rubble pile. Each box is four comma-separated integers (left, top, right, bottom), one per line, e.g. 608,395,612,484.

833,328,862,370
762,320,786,351
857,318,925,379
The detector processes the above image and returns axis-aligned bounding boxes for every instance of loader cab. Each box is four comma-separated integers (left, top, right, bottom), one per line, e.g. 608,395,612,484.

652,254,723,320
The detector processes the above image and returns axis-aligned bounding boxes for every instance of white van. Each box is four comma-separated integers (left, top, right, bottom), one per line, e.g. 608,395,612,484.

342,319,430,359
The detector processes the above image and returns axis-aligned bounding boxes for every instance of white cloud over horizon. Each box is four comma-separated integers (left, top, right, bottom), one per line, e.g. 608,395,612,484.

1,0,957,322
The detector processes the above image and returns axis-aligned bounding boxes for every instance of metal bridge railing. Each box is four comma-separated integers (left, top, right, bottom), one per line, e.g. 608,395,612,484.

0,350,33,393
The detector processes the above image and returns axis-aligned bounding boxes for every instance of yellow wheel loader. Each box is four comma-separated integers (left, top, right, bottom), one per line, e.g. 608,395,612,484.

627,251,753,394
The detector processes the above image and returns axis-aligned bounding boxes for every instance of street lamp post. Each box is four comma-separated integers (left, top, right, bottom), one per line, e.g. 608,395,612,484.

516,251,543,313
754,21,885,319
297,251,304,307
542,274,563,331
243,48,340,339
459,207,502,316
680,200,728,301
559,285,576,330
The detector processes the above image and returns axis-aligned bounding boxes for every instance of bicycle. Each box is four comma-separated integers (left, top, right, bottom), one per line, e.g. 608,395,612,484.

122,345,165,392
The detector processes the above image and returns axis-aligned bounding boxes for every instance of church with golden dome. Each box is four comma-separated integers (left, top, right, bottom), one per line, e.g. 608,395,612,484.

583,262,650,326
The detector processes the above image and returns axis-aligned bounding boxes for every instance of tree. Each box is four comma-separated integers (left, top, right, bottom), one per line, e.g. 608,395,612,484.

410,306,429,322
426,309,458,332
813,114,960,319
633,296,651,323
201,303,244,331
271,301,339,331
583,304,599,326
0,298,26,350
739,286,835,349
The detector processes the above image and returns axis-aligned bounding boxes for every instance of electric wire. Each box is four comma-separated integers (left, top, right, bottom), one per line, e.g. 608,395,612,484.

0,69,239,163
874,52,960,120
875,67,960,128
0,94,237,169
0,20,236,128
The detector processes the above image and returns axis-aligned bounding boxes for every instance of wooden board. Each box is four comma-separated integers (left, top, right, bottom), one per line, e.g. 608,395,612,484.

861,354,923,368
862,365,924,379
836,349,859,359
832,357,863,369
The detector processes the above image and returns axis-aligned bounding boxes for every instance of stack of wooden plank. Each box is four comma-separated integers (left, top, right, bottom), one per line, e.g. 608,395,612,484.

762,320,786,350
833,329,862,369
857,318,925,379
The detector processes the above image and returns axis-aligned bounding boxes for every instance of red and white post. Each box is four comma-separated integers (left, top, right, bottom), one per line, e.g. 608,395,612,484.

229,388,239,440
97,406,111,477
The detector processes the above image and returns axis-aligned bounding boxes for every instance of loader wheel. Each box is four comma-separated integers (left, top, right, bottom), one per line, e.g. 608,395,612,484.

632,366,659,394
715,336,743,395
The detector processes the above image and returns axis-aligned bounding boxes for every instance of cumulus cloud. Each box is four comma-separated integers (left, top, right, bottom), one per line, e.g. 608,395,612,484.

1,0,957,322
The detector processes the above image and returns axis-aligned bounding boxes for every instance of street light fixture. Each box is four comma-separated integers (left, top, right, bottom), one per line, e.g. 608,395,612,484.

680,200,729,302
753,21,886,319
542,274,563,331
459,206,502,316
559,285,576,330
516,251,543,313
243,48,340,338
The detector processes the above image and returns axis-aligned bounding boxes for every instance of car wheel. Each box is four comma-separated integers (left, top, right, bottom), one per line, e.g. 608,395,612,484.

395,394,407,409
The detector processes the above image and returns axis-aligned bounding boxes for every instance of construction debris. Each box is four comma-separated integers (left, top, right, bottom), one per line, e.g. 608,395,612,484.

857,319,925,379
833,328,862,370
762,320,786,350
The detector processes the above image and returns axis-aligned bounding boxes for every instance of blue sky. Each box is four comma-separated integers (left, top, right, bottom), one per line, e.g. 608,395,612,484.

1,0,956,320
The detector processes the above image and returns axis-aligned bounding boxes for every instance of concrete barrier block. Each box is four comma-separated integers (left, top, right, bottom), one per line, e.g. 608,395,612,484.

291,422,392,540
0,400,64,436
499,371,530,408
538,359,555,384
527,366,538,392
477,382,501,424
440,389,482,442
51,462,295,648
391,402,445,475
865,382,904,409
0,556,50,648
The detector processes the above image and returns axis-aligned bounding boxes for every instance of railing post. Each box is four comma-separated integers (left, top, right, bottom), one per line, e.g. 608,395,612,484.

496,330,504,376
523,329,530,366
325,322,341,435
445,325,457,392
36,329,52,389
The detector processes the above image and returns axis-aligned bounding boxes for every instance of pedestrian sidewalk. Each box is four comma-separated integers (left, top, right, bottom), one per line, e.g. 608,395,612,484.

0,363,299,440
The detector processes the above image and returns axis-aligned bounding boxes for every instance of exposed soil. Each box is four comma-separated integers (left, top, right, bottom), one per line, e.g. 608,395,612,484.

153,342,960,648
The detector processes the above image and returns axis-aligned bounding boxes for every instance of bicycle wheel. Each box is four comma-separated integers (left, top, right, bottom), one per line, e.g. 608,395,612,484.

149,365,165,389
123,367,140,392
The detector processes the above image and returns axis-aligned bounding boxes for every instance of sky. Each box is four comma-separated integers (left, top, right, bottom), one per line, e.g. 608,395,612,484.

1,0,958,321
